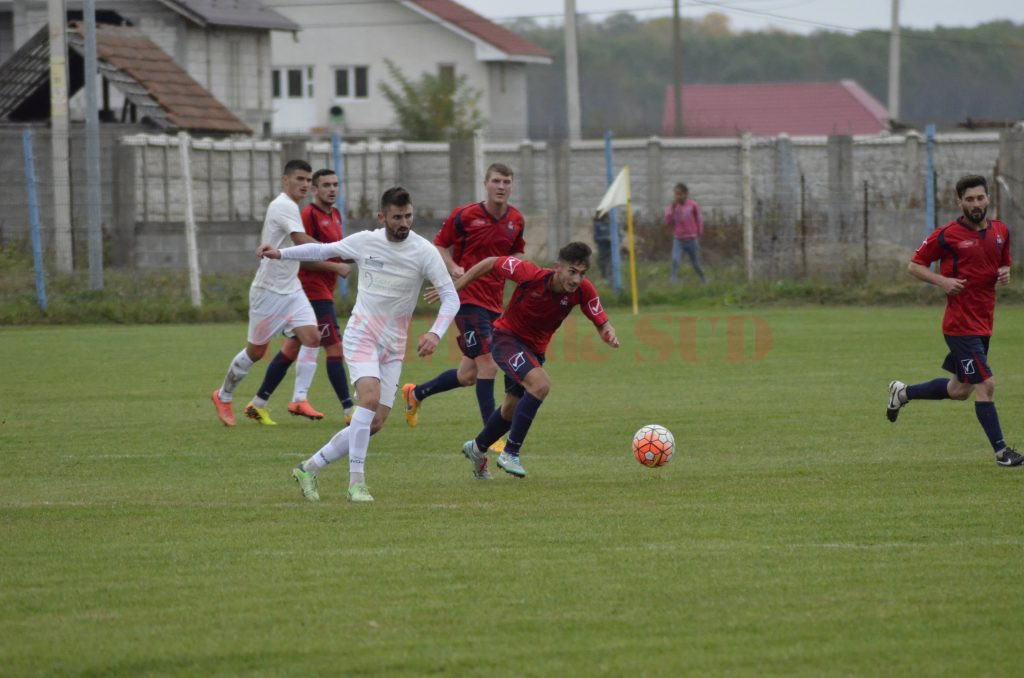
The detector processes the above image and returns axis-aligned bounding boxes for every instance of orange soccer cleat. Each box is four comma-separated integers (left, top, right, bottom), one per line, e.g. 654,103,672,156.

288,400,325,420
212,389,236,427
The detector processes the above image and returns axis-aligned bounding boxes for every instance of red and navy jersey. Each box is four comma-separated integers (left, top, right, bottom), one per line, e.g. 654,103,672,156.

298,204,344,301
912,218,1011,336
434,202,526,313
491,256,608,355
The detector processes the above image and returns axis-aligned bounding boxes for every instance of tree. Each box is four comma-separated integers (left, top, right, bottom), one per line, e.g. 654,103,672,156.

378,59,485,141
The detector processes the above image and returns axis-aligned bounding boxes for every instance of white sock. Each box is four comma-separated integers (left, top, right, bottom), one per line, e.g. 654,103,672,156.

251,395,268,408
219,349,255,402
303,427,350,474
293,345,319,402
348,406,374,484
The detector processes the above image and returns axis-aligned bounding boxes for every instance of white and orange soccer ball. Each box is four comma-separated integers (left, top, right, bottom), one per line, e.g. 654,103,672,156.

632,424,675,467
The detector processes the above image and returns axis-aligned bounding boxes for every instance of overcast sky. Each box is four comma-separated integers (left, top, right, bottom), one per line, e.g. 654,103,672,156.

458,0,1023,34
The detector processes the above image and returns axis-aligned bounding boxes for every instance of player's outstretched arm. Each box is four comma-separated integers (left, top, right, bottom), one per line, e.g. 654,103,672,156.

258,242,340,263
455,256,499,292
597,322,620,348
418,282,460,357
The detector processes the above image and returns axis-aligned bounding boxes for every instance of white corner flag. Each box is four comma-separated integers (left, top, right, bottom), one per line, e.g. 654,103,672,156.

595,166,630,217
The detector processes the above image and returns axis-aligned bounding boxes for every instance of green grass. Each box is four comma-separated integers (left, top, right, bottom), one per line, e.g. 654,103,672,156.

2,307,1023,675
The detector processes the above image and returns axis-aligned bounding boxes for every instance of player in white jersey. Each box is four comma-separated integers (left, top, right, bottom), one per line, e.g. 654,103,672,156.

211,160,321,427
257,186,460,503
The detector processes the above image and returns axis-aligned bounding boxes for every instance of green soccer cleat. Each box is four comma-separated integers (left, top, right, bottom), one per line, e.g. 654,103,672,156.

245,402,277,426
497,451,526,478
291,465,320,502
347,483,374,502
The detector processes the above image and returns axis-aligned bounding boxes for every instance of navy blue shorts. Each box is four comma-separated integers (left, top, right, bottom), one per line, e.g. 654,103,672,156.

455,303,500,359
491,329,545,398
310,299,341,347
942,335,992,384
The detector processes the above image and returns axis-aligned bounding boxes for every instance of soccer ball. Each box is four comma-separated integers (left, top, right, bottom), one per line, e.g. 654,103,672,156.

633,424,675,467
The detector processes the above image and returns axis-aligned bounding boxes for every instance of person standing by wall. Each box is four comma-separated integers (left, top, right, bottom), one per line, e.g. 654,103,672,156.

664,182,707,284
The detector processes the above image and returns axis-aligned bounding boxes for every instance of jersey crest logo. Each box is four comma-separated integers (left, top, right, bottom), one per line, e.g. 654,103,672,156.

961,358,976,375
560,296,569,306
588,297,602,315
502,257,521,275
464,330,477,347
509,351,527,370
996,235,1004,245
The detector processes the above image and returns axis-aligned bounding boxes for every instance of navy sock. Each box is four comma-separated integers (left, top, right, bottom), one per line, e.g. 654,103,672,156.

414,369,460,402
975,402,1006,453
475,408,512,451
256,351,294,401
505,393,543,456
906,378,950,401
475,378,495,424
326,357,353,410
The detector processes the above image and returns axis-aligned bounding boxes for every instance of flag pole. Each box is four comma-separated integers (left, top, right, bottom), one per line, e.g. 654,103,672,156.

624,166,639,315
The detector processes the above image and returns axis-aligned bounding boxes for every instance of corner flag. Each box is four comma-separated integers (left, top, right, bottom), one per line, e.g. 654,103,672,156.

594,166,639,315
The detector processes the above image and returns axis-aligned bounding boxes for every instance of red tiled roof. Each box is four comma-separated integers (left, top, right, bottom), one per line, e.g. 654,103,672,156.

407,0,550,61
662,80,889,137
78,23,250,134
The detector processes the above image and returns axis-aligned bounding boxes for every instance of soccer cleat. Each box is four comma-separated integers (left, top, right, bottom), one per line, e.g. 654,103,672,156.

402,383,421,428
995,447,1024,467
489,437,507,454
288,400,324,420
497,451,526,478
291,465,320,502
344,409,354,426
212,389,236,427
886,380,907,422
245,402,277,426
347,483,374,502
462,440,491,480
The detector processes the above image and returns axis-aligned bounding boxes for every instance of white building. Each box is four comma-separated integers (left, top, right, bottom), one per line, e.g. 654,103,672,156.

268,0,550,140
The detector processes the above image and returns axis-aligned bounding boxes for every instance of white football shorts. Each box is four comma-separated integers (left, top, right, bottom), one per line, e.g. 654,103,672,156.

247,287,317,345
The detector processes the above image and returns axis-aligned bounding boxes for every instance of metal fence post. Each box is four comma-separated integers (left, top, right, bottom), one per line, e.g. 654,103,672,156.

22,129,48,311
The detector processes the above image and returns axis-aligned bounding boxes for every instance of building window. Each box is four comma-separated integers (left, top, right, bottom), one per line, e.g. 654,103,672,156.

334,66,369,99
438,64,455,89
272,67,314,99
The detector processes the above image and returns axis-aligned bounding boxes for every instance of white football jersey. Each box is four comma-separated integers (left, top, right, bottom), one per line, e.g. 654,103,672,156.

251,193,305,294
324,228,451,356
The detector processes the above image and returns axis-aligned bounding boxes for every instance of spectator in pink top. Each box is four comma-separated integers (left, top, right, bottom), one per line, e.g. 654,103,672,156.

664,182,707,284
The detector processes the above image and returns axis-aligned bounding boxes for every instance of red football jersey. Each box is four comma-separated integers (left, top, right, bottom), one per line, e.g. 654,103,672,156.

434,202,526,313
491,256,609,355
298,204,344,301
912,218,1011,336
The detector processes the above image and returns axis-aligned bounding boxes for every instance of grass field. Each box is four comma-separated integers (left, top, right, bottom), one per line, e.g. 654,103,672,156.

2,306,1023,676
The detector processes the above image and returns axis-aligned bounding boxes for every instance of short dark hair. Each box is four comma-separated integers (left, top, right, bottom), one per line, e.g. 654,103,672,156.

955,175,988,199
283,159,312,176
558,241,592,267
485,162,514,181
311,169,336,185
380,186,412,212
675,182,688,193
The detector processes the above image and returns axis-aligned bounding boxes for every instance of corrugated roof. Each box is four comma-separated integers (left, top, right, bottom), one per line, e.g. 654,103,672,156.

406,0,550,62
71,22,251,133
662,81,890,137
0,22,250,134
157,0,299,32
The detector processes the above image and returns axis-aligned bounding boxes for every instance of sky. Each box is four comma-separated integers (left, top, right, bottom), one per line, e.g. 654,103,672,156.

457,0,1024,34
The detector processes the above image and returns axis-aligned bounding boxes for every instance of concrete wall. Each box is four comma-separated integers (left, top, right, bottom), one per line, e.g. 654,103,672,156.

1,128,1012,278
